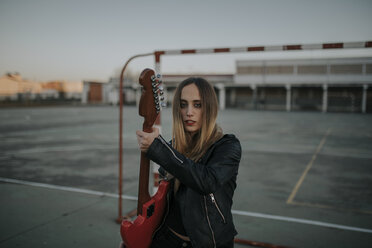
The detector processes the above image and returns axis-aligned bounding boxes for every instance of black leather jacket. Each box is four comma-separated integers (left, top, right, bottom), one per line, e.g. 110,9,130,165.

146,134,241,248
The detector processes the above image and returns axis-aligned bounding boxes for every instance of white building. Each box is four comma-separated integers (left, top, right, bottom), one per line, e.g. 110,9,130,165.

233,57,372,113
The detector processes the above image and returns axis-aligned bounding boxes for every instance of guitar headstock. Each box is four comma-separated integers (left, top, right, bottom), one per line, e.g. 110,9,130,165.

139,68,165,132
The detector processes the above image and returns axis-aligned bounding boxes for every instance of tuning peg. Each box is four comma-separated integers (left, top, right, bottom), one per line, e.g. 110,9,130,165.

161,102,167,107
151,75,156,81
160,96,165,101
156,74,161,78
158,85,164,91
152,82,159,88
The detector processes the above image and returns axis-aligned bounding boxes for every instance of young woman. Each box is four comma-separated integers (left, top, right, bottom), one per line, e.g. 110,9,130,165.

136,77,241,248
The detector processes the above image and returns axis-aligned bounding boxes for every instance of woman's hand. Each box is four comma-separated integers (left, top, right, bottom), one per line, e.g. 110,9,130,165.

136,127,159,152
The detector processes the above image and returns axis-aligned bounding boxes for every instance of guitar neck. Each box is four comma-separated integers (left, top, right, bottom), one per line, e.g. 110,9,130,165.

136,124,153,215
137,152,151,215
135,68,163,216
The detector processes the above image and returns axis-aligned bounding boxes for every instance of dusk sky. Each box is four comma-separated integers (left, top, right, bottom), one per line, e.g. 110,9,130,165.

1,0,372,82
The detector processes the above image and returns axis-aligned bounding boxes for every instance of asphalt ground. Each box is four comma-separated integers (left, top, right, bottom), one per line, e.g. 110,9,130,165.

1,105,372,248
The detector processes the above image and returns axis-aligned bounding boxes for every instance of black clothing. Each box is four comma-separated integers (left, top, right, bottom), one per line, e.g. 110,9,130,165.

146,134,241,248
151,225,192,248
165,183,188,236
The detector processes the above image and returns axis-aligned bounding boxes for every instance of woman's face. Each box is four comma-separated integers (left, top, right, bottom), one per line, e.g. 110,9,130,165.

180,83,202,135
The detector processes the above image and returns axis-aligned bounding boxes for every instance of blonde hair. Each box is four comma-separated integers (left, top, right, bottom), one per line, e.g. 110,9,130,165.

172,77,223,161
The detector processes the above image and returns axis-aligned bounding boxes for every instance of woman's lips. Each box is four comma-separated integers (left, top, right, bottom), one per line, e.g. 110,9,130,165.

185,120,196,126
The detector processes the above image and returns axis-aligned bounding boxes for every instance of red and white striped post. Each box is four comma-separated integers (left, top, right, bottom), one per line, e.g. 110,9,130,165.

154,41,372,58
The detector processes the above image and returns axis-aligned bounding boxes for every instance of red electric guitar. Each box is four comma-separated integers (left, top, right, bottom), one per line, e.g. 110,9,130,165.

120,68,170,248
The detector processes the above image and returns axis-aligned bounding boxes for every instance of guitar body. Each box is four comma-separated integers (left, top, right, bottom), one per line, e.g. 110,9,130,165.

120,68,169,248
120,180,170,248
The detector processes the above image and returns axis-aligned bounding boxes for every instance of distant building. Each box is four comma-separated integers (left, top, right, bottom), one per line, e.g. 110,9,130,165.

0,73,42,101
234,57,372,113
82,77,140,105
82,81,105,104
82,80,125,105
0,73,22,100
107,76,137,105
43,81,82,100
0,73,83,103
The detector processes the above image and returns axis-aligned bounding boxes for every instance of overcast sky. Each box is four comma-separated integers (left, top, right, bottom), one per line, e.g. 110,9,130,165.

1,0,372,82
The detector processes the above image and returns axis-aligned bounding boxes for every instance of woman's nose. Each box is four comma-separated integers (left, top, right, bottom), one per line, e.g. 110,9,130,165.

186,106,193,116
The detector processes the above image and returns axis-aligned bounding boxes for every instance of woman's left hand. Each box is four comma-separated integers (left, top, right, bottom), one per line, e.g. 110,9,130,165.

136,127,159,153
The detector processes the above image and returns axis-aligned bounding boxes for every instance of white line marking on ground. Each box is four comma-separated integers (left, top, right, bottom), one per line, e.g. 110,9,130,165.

4,145,117,154
2,177,372,234
0,177,137,200
231,210,372,234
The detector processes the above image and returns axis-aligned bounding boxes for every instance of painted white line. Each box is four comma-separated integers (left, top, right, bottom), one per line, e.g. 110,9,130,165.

231,210,372,234
4,145,117,154
2,177,371,234
0,177,137,201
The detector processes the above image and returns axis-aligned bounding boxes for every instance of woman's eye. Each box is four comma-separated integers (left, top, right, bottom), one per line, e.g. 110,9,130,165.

180,103,187,108
194,103,201,108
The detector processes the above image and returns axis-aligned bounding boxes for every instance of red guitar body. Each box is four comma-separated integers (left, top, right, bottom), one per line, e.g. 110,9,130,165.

120,180,170,248
120,68,169,248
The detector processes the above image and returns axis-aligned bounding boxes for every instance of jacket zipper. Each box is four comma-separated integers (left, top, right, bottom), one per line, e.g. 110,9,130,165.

210,193,226,224
158,136,183,164
204,196,217,248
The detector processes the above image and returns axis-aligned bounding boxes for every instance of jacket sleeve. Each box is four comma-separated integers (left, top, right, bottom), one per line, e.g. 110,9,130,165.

146,135,241,195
